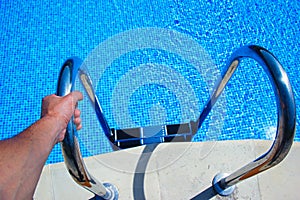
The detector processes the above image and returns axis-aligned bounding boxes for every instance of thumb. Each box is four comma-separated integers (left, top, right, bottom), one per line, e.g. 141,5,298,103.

68,91,83,103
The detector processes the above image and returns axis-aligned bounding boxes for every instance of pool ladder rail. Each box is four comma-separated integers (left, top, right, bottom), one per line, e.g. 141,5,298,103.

56,45,296,198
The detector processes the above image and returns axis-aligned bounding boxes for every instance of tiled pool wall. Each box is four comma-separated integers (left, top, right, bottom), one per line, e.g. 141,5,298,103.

0,0,299,164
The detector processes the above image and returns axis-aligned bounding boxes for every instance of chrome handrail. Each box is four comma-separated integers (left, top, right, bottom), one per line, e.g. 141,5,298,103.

56,57,118,200
207,45,296,196
55,45,295,198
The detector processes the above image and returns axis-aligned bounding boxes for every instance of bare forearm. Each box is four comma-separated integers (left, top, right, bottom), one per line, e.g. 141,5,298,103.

0,92,83,199
0,116,62,200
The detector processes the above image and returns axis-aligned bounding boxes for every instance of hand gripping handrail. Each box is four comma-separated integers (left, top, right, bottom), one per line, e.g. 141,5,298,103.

208,45,296,196
56,57,118,200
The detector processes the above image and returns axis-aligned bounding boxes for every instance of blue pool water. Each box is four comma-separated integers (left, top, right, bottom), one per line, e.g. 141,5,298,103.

0,0,299,164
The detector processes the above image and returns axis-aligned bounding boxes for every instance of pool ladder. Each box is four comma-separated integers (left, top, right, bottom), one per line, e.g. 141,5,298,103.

56,45,296,199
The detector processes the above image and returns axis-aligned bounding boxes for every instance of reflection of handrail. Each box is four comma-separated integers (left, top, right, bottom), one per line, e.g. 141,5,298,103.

56,57,118,200
205,45,296,196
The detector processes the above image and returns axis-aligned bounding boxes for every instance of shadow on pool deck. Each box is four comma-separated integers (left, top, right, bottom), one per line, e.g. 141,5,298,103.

34,140,300,200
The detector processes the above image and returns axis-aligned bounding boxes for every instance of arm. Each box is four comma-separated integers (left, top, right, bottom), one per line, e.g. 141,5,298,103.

0,91,83,200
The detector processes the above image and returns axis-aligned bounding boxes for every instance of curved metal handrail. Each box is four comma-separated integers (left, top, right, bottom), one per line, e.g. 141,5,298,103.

206,45,296,195
55,45,295,198
56,57,118,200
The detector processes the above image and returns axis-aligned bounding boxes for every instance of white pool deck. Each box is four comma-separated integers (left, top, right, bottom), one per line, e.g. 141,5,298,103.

34,140,300,199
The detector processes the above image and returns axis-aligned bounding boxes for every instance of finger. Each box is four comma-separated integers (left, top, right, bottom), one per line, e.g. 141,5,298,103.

74,109,81,118
73,117,81,126
76,124,82,130
70,91,83,102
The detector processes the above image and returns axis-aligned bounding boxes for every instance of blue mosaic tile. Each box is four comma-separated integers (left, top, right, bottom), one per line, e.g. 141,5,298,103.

0,0,299,164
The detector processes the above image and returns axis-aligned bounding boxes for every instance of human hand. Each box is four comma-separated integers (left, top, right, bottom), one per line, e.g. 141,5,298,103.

41,91,83,143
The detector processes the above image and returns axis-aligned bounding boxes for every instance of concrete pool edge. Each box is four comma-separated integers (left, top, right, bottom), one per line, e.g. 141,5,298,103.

34,140,300,199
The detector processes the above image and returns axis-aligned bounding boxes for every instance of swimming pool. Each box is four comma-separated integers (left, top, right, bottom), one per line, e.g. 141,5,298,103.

0,0,299,164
